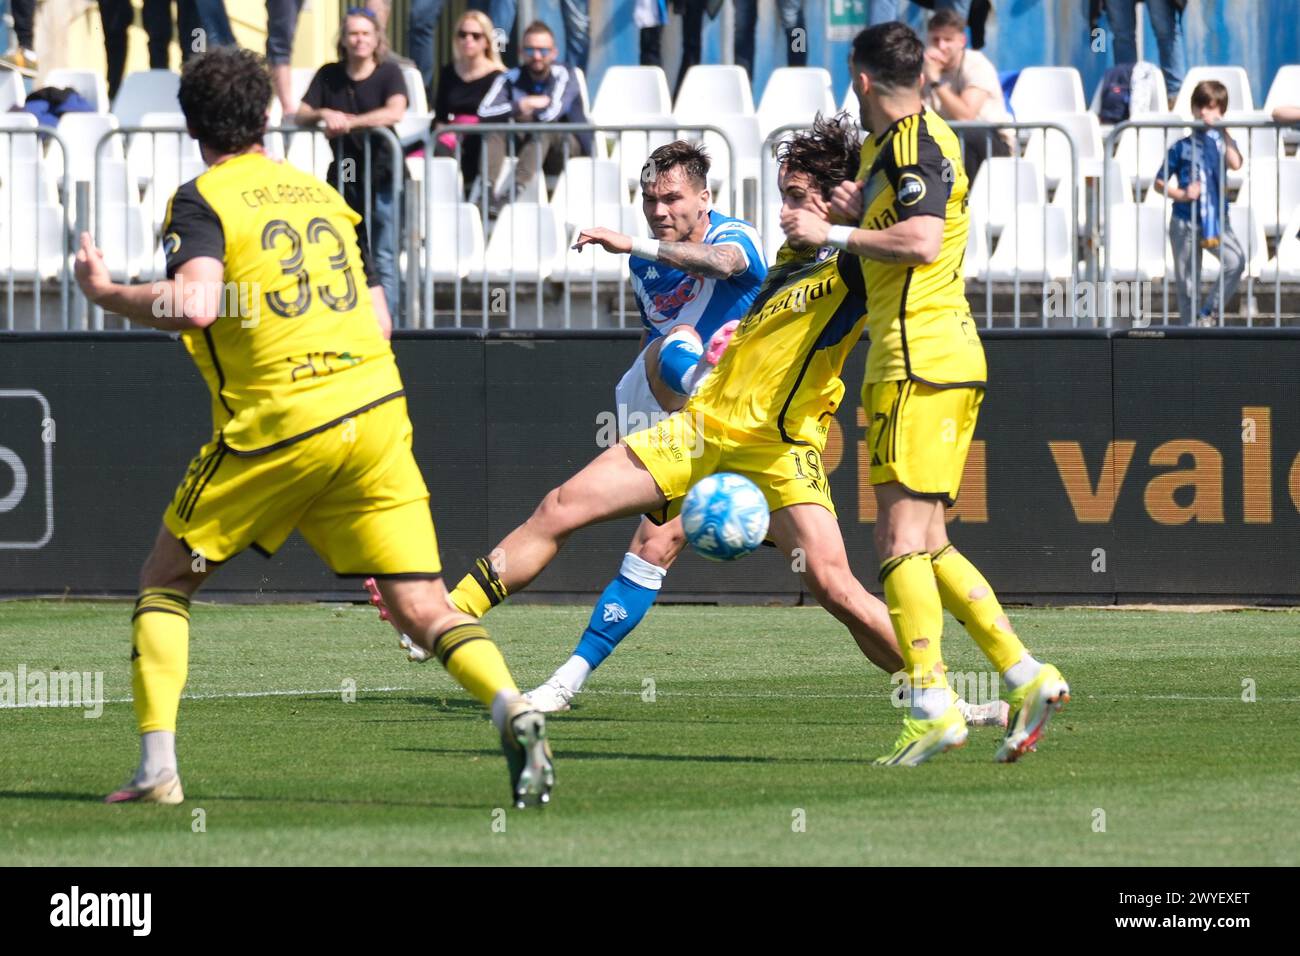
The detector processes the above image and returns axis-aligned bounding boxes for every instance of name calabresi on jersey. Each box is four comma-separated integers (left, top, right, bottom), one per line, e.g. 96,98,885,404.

688,242,868,448
857,108,985,388
163,151,403,455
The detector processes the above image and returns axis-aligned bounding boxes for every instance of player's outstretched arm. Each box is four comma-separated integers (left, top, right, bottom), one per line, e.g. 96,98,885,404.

73,233,222,331
573,226,747,280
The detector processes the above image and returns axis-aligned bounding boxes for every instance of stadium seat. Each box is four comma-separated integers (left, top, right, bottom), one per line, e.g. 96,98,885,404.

986,205,1074,282
964,208,990,280
492,154,548,205
0,69,24,111
111,70,180,128
761,199,783,265
552,204,643,284
424,203,485,280
471,202,564,282
1171,66,1254,118
1233,157,1300,237
1261,206,1300,281
967,155,1046,237
56,112,123,184
550,157,625,231
757,67,837,140
44,68,109,113
0,202,66,279
291,68,317,107
574,67,592,118
421,156,464,206
1009,66,1087,121
701,113,762,215
1111,124,1186,192
97,201,154,281
1053,158,1132,238
0,157,61,207
592,66,673,117
675,66,755,119
1023,113,1103,190
1103,204,1168,280
282,128,334,181
1263,64,1300,147
395,67,430,144
0,112,42,168
840,83,857,116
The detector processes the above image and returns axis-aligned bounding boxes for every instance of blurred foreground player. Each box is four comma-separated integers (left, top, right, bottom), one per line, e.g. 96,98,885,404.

73,47,553,809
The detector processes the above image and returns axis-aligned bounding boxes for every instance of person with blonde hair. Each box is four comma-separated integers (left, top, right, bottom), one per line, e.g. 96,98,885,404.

432,9,506,193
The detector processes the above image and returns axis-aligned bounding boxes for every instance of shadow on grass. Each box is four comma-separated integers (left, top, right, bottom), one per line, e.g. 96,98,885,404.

0,790,484,811
397,747,867,765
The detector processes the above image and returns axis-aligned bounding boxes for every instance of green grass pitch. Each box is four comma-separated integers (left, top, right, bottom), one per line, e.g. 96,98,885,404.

2,601,1298,866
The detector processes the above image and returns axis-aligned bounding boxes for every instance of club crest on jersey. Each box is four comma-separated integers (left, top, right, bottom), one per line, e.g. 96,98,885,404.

897,173,926,207
164,232,181,255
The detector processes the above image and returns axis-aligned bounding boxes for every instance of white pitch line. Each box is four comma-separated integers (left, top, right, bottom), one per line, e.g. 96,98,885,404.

3,686,1299,710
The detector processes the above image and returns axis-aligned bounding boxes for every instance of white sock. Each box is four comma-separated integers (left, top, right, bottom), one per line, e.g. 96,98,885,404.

1003,655,1043,690
135,730,177,785
554,655,593,692
490,689,521,733
910,687,952,721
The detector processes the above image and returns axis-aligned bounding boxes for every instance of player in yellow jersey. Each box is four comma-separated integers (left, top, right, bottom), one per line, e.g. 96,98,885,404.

784,22,1069,766
72,47,553,809
384,114,1005,730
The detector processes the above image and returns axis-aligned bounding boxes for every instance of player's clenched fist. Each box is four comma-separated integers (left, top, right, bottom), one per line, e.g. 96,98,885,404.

780,206,831,250
572,226,632,254
830,179,865,224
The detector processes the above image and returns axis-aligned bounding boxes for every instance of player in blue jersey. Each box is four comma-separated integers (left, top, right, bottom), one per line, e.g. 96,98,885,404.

526,140,766,710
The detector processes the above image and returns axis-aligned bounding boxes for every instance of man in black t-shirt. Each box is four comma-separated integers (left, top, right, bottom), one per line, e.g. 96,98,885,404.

297,8,408,316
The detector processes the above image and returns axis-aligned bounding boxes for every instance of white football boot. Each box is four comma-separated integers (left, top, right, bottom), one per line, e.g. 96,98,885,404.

524,677,577,713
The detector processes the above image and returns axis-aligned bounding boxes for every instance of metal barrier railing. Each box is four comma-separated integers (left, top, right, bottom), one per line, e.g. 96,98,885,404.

407,120,738,329
1103,116,1296,327
759,119,1082,328
1,125,71,330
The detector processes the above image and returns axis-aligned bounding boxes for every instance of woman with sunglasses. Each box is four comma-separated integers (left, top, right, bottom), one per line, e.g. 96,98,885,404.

432,10,505,196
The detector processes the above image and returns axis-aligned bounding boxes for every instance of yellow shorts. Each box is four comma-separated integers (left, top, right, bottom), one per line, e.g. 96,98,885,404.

624,410,836,525
163,396,441,577
863,379,983,507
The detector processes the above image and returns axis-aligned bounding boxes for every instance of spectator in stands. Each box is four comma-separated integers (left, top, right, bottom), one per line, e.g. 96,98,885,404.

921,7,1013,180
1272,105,1300,125
192,1,236,54
1,0,36,74
267,0,306,115
1104,0,1185,104
478,19,590,214
483,0,589,72
364,0,419,76
297,7,408,315
433,9,504,193
635,0,666,68
99,0,206,102
1154,81,1244,326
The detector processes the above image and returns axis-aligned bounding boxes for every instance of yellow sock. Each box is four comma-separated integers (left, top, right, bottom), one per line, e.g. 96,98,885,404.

879,551,947,690
932,543,1026,673
433,623,517,706
448,555,509,618
131,588,191,733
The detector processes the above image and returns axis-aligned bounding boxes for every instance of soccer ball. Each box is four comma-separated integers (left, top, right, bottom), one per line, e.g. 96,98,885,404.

681,473,770,561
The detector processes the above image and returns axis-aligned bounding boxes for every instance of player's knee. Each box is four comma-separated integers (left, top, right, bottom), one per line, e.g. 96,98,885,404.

534,485,582,534
634,529,685,569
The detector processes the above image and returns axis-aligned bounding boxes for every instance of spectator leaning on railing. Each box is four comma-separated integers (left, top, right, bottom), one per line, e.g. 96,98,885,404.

1153,80,1244,327
478,19,590,216
296,7,408,317
432,9,505,196
920,7,1013,181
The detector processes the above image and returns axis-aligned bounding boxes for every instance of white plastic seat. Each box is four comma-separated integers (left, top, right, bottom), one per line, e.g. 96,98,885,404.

1023,113,1103,190
471,203,564,282
573,67,592,118
1103,204,1168,280
111,70,180,128
422,156,464,205
1172,66,1254,119
762,200,784,265
757,67,836,140
1261,206,1300,281
394,66,428,144
1263,64,1300,147
492,154,548,205
550,157,625,231
44,68,109,113
57,112,123,183
675,66,755,119
1053,158,1132,237
553,204,643,283
282,128,334,180
0,112,42,170
967,156,1045,236
1010,66,1087,121
291,68,317,108
964,209,990,280
701,112,762,215
986,205,1074,282
425,203,485,280
592,66,673,118
0,202,67,279
97,201,154,281
127,111,202,191
604,119,676,193
1233,156,1300,237
1111,124,1187,192
0,157,60,206
0,69,24,111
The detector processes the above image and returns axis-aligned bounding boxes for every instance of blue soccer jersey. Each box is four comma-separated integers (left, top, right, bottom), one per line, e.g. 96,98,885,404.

628,210,767,343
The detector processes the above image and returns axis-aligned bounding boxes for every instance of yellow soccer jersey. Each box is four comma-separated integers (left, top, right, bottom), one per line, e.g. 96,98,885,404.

163,151,403,454
856,109,985,388
688,242,869,447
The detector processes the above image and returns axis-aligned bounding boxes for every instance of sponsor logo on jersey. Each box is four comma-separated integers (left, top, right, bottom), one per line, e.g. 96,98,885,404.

651,277,701,319
897,173,927,207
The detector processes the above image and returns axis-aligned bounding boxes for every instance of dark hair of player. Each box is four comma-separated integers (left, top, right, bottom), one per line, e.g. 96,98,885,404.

521,20,555,42
1190,80,1230,113
927,8,967,33
851,21,926,92
178,47,271,155
646,140,711,191
774,112,862,201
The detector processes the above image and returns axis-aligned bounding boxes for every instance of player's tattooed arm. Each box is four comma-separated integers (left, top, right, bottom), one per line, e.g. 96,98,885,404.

652,241,748,280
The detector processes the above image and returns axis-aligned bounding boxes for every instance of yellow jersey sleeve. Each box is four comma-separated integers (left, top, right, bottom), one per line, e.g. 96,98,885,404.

857,109,986,389
166,152,404,455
